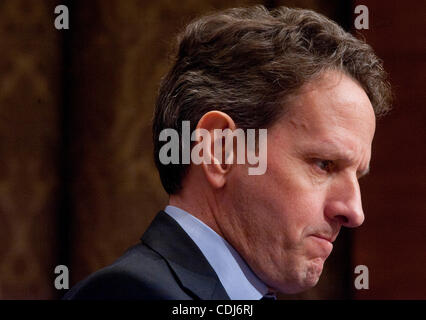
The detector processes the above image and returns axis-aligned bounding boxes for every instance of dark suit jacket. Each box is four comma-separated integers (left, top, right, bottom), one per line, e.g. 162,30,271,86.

63,211,230,300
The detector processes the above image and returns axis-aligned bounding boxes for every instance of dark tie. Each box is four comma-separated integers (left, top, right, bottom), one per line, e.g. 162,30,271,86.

261,294,276,300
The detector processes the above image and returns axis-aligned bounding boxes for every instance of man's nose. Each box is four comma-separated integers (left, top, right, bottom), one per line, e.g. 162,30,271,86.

325,174,365,228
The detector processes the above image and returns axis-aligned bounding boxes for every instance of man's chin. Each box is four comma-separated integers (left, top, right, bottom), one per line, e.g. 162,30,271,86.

304,257,325,284
274,259,325,294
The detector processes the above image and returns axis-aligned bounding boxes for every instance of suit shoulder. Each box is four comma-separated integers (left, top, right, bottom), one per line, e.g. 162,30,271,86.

63,243,191,300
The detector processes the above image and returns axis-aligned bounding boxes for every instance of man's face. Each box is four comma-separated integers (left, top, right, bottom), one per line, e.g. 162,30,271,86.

219,70,376,293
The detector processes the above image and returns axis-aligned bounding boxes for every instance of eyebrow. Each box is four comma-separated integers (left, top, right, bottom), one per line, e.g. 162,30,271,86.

304,142,354,161
302,142,371,178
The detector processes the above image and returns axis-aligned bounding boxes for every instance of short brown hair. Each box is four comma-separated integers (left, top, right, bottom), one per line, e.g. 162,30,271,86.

152,5,392,194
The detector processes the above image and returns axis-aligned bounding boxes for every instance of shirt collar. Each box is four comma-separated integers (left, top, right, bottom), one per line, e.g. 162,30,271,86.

164,205,268,300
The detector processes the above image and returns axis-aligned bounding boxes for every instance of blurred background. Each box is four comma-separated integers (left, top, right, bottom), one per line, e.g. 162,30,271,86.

0,0,424,299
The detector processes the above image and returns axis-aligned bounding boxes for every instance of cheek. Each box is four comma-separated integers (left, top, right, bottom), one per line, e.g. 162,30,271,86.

264,165,326,242
226,170,286,242
285,194,325,245
228,153,326,246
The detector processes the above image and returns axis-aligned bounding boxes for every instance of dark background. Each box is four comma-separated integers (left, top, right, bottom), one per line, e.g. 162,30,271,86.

0,0,424,299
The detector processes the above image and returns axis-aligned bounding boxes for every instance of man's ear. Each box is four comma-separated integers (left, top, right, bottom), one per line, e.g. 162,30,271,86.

194,111,236,189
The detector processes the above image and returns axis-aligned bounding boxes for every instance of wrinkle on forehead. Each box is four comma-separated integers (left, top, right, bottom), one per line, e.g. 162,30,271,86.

282,70,376,141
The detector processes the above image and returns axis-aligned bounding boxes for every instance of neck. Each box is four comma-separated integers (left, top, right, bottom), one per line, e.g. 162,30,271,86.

169,188,225,239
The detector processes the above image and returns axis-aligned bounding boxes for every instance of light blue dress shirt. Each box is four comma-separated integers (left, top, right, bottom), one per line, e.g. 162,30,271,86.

164,205,269,300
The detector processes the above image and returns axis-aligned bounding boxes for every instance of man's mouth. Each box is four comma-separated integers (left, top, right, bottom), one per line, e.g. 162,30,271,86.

310,235,334,257
313,234,335,243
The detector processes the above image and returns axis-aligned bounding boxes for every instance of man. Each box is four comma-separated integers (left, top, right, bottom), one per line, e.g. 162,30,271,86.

64,5,391,300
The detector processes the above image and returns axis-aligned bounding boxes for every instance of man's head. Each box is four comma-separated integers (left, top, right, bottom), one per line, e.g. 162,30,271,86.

215,70,375,293
153,5,391,194
152,6,391,293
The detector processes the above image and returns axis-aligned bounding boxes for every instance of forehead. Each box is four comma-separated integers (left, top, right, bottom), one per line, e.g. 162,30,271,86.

281,70,376,144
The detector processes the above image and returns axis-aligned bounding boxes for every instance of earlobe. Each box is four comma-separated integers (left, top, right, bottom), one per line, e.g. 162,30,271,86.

203,162,228,189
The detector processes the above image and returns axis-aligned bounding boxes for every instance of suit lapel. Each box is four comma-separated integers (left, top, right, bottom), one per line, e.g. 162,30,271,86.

141,211,230,300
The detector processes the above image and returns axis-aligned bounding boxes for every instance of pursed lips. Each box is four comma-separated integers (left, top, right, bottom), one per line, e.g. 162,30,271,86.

312,234,337,243
309,233,338,257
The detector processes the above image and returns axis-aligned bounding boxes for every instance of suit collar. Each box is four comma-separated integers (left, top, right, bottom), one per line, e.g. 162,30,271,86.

141,211,229,300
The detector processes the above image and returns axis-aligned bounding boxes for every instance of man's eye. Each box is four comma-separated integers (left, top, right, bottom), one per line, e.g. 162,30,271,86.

315,159,334,172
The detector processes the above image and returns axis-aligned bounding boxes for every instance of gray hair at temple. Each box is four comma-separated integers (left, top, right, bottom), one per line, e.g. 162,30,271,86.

152,5,392,194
